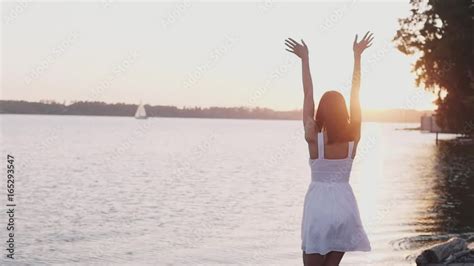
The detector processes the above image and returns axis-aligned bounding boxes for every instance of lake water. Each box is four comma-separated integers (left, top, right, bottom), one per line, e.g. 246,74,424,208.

0,115,472,265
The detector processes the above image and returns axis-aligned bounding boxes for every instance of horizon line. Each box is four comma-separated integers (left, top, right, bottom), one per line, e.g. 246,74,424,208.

0,98,436,113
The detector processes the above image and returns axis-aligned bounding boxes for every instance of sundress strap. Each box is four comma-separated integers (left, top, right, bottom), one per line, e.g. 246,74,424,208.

347,141,354,159
318,132,354,160
317,132,324,159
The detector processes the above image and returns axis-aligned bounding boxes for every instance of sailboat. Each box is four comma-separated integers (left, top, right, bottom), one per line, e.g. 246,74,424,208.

135,102,147,119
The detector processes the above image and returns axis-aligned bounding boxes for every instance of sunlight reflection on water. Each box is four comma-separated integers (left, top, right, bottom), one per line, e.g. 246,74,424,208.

0,115,472,265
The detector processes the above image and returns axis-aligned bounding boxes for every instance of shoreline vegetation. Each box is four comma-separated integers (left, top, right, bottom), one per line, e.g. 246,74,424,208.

0,100,432,123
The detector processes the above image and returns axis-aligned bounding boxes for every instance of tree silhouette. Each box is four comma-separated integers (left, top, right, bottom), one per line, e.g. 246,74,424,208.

393,0,473,137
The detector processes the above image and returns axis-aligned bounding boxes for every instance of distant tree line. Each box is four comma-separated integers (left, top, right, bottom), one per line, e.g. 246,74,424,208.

0,100,301,120
0,100,430,123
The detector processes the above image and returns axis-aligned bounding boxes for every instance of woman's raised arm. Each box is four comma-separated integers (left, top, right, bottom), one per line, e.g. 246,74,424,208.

285,38,317,143
350,32,373,142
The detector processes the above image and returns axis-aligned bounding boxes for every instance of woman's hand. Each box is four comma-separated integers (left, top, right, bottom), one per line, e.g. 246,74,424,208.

285,38,308,60
350,32,373,143
353,31,374,56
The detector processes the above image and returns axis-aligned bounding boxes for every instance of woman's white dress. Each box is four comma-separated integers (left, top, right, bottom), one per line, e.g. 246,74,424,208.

301,132,371,255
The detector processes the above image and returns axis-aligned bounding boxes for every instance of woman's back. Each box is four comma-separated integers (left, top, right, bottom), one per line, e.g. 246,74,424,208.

309,132,354,183
318,131,357,160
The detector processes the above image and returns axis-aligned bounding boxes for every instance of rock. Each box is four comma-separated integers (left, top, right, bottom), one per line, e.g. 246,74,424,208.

444,249,472,264
467,235,474,243
416,237,468,265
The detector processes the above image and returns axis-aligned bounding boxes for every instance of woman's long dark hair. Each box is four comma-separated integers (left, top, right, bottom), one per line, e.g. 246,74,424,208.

315,91,351,144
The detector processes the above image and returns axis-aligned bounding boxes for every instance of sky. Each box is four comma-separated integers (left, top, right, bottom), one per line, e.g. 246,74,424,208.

1,1,437,111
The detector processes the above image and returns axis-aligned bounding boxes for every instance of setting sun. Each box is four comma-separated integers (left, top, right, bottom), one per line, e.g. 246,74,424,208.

1,1,472,265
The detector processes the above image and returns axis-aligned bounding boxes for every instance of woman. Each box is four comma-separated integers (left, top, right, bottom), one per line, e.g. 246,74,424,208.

285,32,373,266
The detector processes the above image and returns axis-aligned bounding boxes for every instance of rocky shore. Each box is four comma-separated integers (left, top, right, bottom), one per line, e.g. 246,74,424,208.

416,237,474,265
